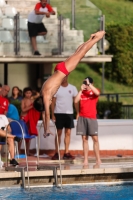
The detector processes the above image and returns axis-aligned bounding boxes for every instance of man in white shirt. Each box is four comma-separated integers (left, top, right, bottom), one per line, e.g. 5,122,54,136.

51,76,79,160
28,0,55,55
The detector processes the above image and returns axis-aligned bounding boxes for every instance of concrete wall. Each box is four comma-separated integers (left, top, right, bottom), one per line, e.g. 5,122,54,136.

8,63,32,90
6,63,37,95
1,63,52,95
29,119,133,151
0,64,4,84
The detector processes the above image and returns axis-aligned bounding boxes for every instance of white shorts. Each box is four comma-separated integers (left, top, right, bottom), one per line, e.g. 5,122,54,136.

0,115,9,130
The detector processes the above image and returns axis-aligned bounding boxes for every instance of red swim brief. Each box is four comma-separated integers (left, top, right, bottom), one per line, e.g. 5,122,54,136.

54,62,69,75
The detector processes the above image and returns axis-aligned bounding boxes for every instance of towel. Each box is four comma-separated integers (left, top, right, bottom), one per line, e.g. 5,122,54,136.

21,107,41,136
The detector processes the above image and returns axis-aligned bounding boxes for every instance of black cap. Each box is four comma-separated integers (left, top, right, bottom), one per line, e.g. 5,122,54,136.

85,76,93,83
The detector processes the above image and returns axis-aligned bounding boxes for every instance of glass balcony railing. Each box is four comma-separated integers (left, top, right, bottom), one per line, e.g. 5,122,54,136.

0,0,102,56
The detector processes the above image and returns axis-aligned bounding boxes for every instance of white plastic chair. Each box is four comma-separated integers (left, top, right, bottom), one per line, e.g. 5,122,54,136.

36,36,49,43
20,18,28,30
0,30,13,42
2,18,14,30
20,31,30,43
0,8,6,18
5,7,17,17
0,0,8,7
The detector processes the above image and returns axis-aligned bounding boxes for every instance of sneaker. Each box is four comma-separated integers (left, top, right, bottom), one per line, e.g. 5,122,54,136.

34,51,41,55
51,153,59,160
14,136,22,143
63,153,75,160
10,159,19,166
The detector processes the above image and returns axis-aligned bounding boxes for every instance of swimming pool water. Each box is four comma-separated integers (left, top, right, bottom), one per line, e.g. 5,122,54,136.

0,183,133,200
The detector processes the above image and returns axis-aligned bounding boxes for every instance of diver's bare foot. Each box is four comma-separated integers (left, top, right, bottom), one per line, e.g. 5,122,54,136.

83,161,89,166
43,130,53,138
96,160,102,165
91,31,106,40
43,133,50,138
93,163,100,169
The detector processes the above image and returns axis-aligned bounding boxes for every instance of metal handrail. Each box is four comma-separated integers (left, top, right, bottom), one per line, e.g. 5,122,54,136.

6,120,30,188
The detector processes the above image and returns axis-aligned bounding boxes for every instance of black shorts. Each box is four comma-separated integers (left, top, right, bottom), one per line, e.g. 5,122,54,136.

0,137,6,143
0,127,6,143
28,22,47,37
54,114,74,129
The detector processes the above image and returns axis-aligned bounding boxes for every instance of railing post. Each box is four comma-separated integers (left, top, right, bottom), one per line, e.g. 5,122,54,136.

58,15,63,55
14,12,20,55
71,0,75,30
4,63,8,85
100,15,105,93
116,94,119,102
101,15,105,54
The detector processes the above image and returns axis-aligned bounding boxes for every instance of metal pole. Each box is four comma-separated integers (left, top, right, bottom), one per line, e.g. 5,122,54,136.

4,63,8,85
102,62,105,93
14,13,20,55
71,0,75,29
9,121,30,189
101,15,105,93
37,122,43,166
52,120,63,189
16,12,20,54
58,15,63,55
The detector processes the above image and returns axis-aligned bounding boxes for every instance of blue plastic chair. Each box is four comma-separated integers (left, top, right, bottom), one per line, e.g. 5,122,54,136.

9,119,37,160
10,120,36,140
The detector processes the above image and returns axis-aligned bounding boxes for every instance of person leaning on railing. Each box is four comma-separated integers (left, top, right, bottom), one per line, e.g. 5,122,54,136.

27,0,55,55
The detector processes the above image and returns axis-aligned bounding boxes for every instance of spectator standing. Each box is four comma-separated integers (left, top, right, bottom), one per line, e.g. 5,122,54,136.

75,77,101,166
51,76,79,160
27,0,55,55
20,87,34,155
20,87,40,155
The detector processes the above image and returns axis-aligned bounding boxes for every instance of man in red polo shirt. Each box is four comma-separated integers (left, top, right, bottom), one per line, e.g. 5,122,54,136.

75,77,101,167
0,85,21,166
28,0,55,55
0,85,10,115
